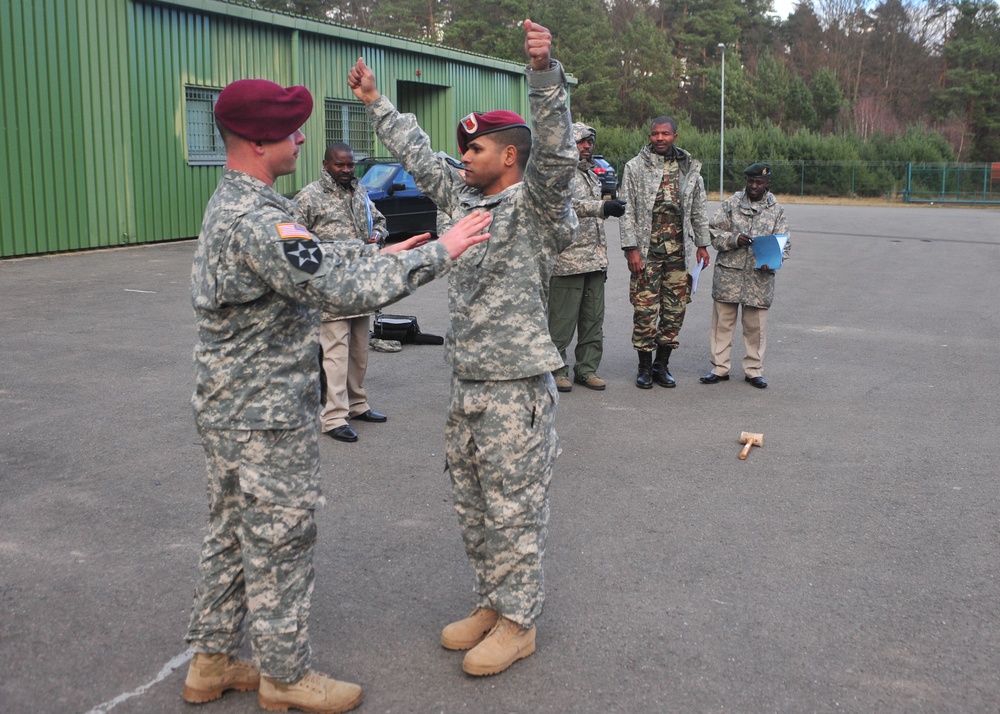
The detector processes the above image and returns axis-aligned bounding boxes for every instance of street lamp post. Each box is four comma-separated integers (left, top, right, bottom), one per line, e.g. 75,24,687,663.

718,42,726,201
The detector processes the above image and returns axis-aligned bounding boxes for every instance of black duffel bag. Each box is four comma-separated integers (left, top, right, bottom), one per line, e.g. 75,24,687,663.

371,312,444,345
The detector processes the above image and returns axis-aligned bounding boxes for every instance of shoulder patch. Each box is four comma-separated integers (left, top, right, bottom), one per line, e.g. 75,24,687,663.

282,240,324,275
276,222,312,240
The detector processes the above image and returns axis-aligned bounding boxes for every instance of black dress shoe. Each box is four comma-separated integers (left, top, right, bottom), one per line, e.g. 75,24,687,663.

745,376,768,389
327,424,358,442
699,373,730,384
353,409,387,423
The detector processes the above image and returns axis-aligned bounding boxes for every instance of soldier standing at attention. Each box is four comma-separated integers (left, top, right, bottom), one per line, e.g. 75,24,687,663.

183,79,491,713
620,116,711,389
295,142,390,443
548,122,626,393
700,162,790,389
348,19,576,676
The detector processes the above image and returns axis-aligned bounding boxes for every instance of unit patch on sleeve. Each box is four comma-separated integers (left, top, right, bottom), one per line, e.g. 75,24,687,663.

281,239,323,274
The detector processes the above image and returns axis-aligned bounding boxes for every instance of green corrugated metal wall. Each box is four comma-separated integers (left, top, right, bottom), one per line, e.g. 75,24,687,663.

1,0,135,255
0,0,530,258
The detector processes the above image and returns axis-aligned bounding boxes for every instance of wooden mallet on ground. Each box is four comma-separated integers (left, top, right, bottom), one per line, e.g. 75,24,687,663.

739,431,763,460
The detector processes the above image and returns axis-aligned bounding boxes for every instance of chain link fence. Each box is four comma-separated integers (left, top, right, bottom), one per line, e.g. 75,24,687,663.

602,159,1000,204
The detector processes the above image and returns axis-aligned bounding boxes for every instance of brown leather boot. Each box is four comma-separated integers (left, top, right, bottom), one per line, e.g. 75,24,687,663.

462,616,536,676
441,607,500,650
258,671,363,714
182,652,260,703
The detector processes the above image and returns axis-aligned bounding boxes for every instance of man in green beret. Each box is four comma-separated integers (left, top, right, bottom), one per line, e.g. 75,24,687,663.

700,162,790,389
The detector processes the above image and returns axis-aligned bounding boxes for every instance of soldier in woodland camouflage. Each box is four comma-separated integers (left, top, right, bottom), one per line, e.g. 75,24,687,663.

348,19,575,677
700,162,790,389
547,122,626,392
295,142,391,444
182,78,490,713
620,117,710,389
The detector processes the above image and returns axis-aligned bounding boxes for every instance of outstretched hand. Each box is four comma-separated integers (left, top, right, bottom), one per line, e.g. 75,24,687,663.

523,19,552,71
348,57,380,104
437,210,492,260
381,233,431,253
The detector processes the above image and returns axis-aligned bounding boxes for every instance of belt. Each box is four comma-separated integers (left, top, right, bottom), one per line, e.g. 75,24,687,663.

651,212,680,224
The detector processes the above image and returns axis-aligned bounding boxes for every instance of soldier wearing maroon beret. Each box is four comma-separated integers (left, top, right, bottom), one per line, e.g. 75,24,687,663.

349,19,576,677
183,78,492,711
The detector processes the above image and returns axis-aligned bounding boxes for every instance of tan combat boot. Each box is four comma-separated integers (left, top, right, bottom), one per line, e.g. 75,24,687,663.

257,670,363,714
182,652,260,703
461,616,536,676
440,607,500,650
574,373,606,390
553,374,573,392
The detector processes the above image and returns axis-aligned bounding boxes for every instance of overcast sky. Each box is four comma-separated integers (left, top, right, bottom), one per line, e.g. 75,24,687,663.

771,0,797,18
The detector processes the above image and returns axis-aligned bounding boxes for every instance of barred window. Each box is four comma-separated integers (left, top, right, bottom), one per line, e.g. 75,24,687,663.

185,86,225,165
324,100,373,158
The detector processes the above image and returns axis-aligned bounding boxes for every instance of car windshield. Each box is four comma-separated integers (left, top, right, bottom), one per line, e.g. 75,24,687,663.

359,164,398,191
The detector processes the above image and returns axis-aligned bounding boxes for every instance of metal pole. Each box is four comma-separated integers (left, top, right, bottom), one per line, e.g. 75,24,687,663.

718,43,726,201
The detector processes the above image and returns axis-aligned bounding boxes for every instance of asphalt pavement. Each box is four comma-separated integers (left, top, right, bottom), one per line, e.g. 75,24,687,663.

1,203,999,713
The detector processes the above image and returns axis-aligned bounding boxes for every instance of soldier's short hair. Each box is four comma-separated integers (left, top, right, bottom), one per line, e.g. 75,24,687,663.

486,126,532,172
650,116,678,133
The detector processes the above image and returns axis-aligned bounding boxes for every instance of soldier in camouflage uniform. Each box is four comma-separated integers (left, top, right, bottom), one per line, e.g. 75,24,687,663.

620,116,711,389
700,162,790,389
348,19,575,676
295,142,390,443
547,122,627,392
183,78,490,713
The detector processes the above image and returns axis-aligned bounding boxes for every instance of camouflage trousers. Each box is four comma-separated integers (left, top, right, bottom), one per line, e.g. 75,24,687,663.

186,425,320,683
548,271,606,379
445,374,560,627
630,226,690,352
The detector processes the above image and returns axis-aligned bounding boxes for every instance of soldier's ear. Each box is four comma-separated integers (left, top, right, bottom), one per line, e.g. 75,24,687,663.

502,144,518,168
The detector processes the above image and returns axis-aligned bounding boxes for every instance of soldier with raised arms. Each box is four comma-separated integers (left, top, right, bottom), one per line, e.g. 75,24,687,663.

348,19,576,677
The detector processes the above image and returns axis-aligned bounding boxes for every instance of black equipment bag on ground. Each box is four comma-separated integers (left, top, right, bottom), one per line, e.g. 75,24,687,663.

371,312,444,345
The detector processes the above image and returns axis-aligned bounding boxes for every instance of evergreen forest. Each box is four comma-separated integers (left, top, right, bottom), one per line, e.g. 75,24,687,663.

242,0,1000,171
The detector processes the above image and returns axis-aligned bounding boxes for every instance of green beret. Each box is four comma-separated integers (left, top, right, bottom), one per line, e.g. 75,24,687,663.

743,162,772,177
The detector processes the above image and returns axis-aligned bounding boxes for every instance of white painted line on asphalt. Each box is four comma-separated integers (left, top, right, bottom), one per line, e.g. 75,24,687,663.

83,650,192,713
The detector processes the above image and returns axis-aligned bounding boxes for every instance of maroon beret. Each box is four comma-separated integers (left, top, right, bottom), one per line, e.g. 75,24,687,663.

214,79,313,142
457,110,530,155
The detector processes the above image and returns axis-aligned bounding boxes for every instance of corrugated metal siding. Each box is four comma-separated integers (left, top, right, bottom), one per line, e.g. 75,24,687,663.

1,0,530,258
128,2,303,242
1,0,133,256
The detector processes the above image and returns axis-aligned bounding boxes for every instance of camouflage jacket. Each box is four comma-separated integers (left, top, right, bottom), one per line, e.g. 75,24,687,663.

294,170,387,320
619,144,710,274
553,159,607,276
191,169,450,430
709,190,790,308
365,60,577,380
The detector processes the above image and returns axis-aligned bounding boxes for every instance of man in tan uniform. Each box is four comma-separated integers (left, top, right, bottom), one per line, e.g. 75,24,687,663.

295,142,389,442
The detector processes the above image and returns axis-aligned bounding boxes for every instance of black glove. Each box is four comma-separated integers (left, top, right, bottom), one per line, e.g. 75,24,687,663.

603,199,627,218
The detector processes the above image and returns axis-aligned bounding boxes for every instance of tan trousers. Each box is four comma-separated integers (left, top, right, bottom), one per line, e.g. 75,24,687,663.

710,301,768,378
319,316,371,431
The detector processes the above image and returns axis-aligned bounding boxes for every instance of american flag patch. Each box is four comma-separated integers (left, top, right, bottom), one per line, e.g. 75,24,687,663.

276,223,312,240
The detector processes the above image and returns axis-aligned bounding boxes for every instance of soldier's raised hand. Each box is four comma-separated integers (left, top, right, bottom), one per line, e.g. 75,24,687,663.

348,57,380,105
523,20,552,71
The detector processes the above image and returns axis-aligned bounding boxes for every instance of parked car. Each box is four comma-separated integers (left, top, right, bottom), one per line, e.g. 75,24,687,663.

358,160,438,239
592,155,618,199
